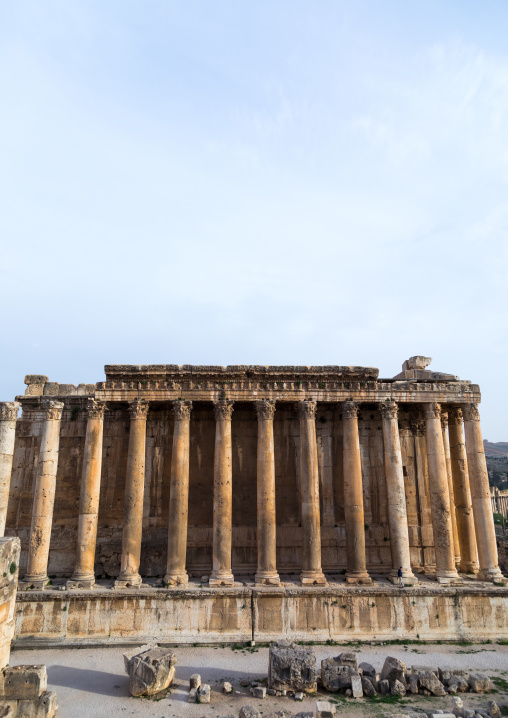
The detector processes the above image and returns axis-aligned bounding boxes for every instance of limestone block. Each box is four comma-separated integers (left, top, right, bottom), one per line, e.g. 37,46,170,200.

409,674,419,694
468,674,492,693
123,645,177,697
448,677,470,693
252,687,266,699
361,676,376,697
190,674,201,689
417,671,446,696
76,384,96,395
239,705,261,718
24,376,48,386
381,657,407,688
403,357,432,371
295,692,304,701
336,652,357,670
197,684,211,703
351,674,363,698
188,688,197,703
451,697,464,717
391,679,406,696
378,679,390,695
315,701,336,718
488,701,501,718
42,384,60,396
57,385,77,396
359,662,376,678
439,668,469,685
223,681,233,693
122,644,153,674
16,690,57,718
321,657,356,691
268,641,317,693
1,665,47,700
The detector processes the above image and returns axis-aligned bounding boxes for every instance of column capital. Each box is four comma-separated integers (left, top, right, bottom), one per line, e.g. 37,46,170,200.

410,419,425,437
128,399,149,420
379,400,398,420
255,399,276,421
297,399,317,419
424,402,441,420
342,400,358,419
463,403,480,422
42,400,64,421
87,399,107,420
440,411,449,429
0,402,20,422
448,407,463,425
213,400,234,421
171,400,192,421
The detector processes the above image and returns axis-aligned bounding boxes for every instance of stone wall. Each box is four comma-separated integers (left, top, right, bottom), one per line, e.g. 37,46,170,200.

0,537,20,667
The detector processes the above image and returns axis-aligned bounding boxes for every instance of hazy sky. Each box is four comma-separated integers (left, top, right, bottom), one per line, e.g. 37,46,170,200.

1,2,507,439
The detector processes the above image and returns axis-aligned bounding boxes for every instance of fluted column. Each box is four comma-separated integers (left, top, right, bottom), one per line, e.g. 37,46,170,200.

0,402,20,537
22,401,64,589
210,400,235,587
448,408,479,574
441,411,461,568
380,401,417,585
68,399,107,589
115,400,149,588
463,404,505,583
343,400,371,584
424,403,460,584
298,400,326,585
255,400,280,586
164,400,192,586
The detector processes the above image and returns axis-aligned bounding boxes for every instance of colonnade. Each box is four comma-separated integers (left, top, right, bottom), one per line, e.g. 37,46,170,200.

0,397,503,589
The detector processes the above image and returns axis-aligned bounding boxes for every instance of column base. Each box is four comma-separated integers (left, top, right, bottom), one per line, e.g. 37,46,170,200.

477,567,507,584
67,576,95,590
164,572,188,587
459,561,479,575
345,570,372,585
300,570,327,586
435,569,461,585
209,572,235,587
389,569,418,586
114,574,142,589
19,575,49,590
255,571,281,586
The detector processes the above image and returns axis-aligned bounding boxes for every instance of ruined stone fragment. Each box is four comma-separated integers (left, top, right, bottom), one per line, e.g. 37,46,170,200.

378,679,390,695
315,701,336,718
252,687,266,699
361,676,377,697
468,674,492,693
190,673,201,689
17,690,58,718
381,657,407,688
417,671,446,696
295,692,304,701
337,652,358,670
448,677,470,693
321,657,356,692
359,662,376,678
488,702,501,718
0,704,15,718
197,684,211,703
2,666,48,700
268,641,317,693
351,673,363,698
451,699,464,718
409,674,419,694
223,681,233,693
391,679,406,696
239,705,261,718
123,645,177,697
188,688,197,703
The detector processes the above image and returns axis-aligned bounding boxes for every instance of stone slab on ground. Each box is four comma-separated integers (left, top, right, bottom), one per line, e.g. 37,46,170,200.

123,645,177,697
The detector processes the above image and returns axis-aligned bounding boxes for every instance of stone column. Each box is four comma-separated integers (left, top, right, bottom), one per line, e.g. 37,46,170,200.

298,400,326,585
115,400,149,588
424,403,460,584
164,400,192,586
441,411,461,568
380,401,417,585
0,402,20,537
448,408,479,574
342,400,371,584
22,400,64,589
210,400,235,587
463,404,505,583
255,400,280,586
67,399,106,589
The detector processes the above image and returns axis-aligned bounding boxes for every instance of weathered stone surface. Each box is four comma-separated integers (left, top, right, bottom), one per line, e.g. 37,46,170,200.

315,701,336,718
359,662,376,678
190,673,201,689
448,676,470,693
197,684,211,703
0,704,16,718
321,657,356,692
409,674,419,694
488,701,501,718
2,665,47,700
17,690,57,718
468,674,492,693
188,688,198,703
223,681,233,693
252,687,266,699
336,652,357,669
416,671,446,696
381,657,407,688
239,705,261,718
351,673,363,698
269,641,316,693
361,676,376,697
379,679,390,695
295,692,304,701
391,679,406,696
123,645,176,696
439,668,469,685
451,697,464,717
403,357,432,371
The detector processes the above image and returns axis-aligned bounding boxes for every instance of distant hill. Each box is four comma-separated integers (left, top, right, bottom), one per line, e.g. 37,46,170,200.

484,441,508,458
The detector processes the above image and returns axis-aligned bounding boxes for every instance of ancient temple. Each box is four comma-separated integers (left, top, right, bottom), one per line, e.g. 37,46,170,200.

0,356,503,599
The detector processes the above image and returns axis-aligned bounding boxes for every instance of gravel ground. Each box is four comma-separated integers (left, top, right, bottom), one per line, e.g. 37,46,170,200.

9,642,508,718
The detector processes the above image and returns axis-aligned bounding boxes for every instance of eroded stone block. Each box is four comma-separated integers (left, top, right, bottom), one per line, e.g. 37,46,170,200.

239,705,261,718
190,673,201,689
381,657,407,689
252,687,266,699
361,676,376,696
391,679,406,696
359,662,376,678
417,671,446,696
351,673,363,698
468,674,492,693
17,690,57,718
321,657,356,691
315,701,336,718
269,641,317,693
488,701,501,718
2,665,47,700
123,645,176,697
197,684,211,703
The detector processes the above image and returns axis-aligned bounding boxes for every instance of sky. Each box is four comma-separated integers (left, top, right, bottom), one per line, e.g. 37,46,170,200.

0,1,507,439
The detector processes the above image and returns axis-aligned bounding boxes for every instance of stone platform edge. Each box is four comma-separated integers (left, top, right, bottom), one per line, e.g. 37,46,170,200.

11,584,508,648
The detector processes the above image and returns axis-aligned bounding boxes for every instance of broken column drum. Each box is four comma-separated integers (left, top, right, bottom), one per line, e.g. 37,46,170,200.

3,357,503,587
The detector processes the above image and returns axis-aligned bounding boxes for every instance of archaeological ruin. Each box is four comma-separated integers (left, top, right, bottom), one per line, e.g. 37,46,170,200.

1,357,507,646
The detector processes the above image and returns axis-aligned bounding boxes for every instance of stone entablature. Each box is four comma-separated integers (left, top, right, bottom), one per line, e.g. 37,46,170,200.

3,358,503,595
